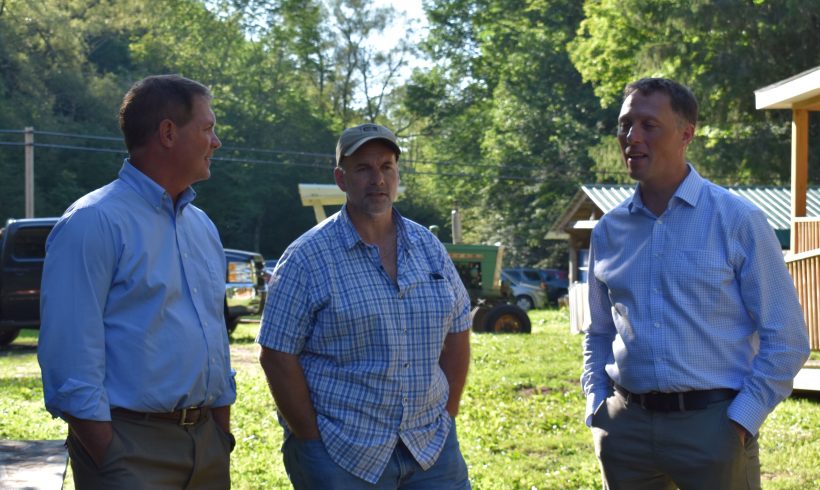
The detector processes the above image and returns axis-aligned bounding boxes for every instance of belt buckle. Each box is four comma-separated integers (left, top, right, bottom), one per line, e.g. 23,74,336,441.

178,407,197,426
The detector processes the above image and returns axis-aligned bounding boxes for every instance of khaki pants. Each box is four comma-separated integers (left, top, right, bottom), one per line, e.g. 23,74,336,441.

67,410,232,489
591,391,761,490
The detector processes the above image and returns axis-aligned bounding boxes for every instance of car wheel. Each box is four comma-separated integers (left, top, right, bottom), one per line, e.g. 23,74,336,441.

0,329,21,348
485,304,531,334
515,295,534,311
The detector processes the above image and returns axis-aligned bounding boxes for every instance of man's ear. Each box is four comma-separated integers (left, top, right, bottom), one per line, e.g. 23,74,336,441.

158,119,176,148
681,122,695,147
333,166,347,192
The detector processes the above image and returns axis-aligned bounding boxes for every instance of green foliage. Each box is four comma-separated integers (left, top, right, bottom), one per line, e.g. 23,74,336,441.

1,0,819,266
403,0,600,267
568,0,820,184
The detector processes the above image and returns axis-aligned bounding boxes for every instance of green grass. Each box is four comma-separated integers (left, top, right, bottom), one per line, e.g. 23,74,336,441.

2,312,819,489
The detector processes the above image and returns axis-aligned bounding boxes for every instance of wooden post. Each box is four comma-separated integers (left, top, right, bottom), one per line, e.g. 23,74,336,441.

790,110,809,252
24,127,34,218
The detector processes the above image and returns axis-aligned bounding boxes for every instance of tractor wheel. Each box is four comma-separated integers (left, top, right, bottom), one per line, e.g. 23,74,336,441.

485,304,531,334
470,306,490,332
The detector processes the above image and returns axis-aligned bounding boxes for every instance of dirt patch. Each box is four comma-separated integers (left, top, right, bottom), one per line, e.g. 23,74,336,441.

231,343,261,369
517,386,556,397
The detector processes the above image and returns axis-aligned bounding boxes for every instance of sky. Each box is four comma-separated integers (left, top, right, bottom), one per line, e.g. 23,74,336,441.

368,0,430,79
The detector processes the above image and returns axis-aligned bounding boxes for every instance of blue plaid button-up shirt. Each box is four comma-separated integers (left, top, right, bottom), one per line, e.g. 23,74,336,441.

582,165,810,436
258,206,471,483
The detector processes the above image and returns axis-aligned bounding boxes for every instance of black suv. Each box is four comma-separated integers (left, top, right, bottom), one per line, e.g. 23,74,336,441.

0,218,266,346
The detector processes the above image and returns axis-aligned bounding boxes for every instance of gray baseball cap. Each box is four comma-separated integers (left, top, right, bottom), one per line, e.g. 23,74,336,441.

336,123,401,166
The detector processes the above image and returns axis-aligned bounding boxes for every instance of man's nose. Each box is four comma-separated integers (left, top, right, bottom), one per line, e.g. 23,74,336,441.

626,126,640,143
212,133,222,149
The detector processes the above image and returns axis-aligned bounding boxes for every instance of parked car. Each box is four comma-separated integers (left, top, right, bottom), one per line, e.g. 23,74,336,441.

0,217,265,346
224,249,268,334
539,268,570,303
503,267,569,304
500,270,547,311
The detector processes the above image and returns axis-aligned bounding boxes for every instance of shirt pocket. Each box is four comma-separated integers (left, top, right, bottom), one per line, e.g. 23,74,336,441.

405,275,457,334
665,249,734,305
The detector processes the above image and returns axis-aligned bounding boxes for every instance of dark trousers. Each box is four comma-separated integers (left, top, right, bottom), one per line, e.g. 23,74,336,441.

591,391,761,490
67,410,232,489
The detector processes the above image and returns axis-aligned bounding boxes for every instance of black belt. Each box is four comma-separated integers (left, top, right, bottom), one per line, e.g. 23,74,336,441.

614,384,738,412
111,407,209,426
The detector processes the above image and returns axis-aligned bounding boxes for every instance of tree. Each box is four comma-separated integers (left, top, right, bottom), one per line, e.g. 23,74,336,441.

402,0,601,266
568,0,820,185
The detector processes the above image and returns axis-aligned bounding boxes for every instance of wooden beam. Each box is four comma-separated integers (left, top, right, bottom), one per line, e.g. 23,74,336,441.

794,93,820,110
791,109,809,251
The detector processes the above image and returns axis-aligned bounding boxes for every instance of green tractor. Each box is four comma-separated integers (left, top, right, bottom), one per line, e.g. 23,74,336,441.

445,243,531,333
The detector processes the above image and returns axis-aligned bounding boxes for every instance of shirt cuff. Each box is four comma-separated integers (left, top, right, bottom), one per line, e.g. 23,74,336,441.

46,378,111,421
727,390,770,436
584,391,607,428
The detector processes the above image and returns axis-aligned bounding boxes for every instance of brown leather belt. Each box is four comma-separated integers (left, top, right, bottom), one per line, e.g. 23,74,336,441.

111,407,209,426
614,384,738,412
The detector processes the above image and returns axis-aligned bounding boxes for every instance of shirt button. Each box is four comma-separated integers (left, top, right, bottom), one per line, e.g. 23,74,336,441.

402,397,409,404
193,288,198,294
404,362,410,368
656,219,663,224
654,322,661,328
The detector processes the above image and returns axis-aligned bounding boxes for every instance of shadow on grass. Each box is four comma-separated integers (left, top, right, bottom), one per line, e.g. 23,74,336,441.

0,343,38,357
791,390,820,403
230,335,257,345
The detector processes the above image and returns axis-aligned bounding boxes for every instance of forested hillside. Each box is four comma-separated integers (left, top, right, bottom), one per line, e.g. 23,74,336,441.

1,0,817,264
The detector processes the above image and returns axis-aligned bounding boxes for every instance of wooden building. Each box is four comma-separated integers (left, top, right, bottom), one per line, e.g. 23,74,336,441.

756,66,820,351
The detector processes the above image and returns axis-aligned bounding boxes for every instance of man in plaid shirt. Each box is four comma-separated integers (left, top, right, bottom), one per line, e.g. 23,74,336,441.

258,123,472,489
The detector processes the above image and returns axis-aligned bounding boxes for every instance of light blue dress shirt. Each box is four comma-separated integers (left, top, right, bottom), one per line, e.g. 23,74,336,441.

39,160,236,421
582,165,810,435
257,206,471,484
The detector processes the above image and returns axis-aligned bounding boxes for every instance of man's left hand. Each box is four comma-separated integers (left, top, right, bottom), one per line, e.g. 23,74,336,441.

731,422,748,445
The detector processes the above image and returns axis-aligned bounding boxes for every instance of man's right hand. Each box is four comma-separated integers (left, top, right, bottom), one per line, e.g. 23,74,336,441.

66,415,114,467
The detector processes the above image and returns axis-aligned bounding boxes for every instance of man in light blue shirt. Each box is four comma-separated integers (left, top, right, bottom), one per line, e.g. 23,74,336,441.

38,75,236,489
258,123,472,489
582,78,810,490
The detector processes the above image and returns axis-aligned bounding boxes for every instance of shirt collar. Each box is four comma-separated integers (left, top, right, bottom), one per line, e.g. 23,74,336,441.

628,163,703,213
337,205,415,252
118,159,197,212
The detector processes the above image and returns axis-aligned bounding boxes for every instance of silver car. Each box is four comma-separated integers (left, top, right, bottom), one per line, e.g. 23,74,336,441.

501,271,547,311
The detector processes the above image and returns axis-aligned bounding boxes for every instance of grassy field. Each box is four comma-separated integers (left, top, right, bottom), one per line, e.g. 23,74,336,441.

2,310,818,489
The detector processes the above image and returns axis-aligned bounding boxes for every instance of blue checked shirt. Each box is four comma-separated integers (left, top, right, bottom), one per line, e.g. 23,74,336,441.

582,165,810,435
257,206,471,483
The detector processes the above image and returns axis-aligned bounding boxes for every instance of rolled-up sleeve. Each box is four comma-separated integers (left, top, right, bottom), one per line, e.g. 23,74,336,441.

38,208,117,421
257,254,315,354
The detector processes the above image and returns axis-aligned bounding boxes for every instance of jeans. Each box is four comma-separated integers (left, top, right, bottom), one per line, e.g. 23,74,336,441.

283,421,470,490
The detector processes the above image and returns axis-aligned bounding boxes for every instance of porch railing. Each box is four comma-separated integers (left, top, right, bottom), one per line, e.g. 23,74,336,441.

786,248,820,351
792,217,820,254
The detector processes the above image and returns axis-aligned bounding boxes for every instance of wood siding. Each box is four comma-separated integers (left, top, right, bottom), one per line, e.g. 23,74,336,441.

786,248,820,350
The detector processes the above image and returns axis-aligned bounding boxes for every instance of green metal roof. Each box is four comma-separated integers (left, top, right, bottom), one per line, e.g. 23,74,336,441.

582,184,820,248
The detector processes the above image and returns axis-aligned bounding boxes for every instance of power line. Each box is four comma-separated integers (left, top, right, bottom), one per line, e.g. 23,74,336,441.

0,128,798,186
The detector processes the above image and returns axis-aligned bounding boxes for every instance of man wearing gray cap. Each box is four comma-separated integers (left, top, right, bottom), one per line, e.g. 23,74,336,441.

258,123,473,489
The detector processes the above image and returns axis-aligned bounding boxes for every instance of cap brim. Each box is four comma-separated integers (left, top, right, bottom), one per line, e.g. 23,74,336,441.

344,136,401,158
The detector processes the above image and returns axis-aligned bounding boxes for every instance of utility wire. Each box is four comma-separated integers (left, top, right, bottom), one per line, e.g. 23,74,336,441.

0,128,796,186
